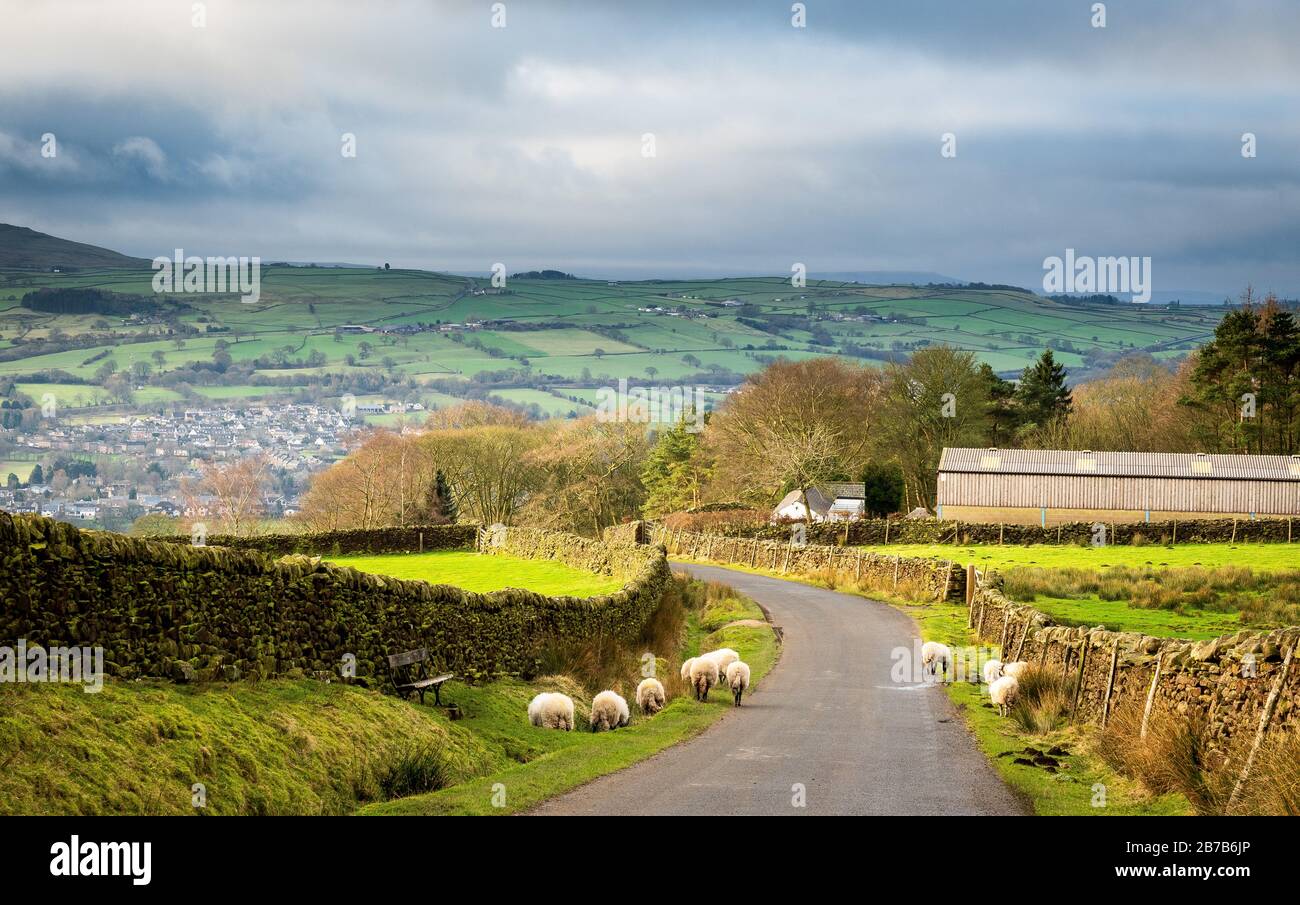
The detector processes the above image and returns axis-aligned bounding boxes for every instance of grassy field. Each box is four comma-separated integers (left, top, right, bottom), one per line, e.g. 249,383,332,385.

0,267,1224,397
858,541,1299,572
861,542,1300,638
0,459,36,482
326,550,625,597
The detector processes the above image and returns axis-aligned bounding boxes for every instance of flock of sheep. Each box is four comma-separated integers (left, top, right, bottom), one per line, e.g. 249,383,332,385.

921,641,1027,716
527,646,751,733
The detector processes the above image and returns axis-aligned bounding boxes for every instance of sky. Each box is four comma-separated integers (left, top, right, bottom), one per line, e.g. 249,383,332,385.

1,0,1297,298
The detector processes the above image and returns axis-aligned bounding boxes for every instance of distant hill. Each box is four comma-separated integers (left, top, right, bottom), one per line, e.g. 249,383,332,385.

0,224,150,270
812,270,964,286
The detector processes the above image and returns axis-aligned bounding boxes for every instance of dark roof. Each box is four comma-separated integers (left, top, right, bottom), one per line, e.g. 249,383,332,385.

939,448,1300,482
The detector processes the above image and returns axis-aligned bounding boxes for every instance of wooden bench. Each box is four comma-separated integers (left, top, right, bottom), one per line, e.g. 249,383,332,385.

387,648,453,706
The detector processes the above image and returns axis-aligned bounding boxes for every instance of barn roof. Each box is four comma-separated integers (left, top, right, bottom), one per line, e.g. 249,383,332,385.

938,448,1300,482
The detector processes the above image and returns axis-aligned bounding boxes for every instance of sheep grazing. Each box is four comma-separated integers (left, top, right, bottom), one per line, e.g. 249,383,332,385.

589,690,631,732
591,690,630,732
989,675,1020,717
921,641,953,683
680,658,696,682
527,692,575,731
700,647,739,677
982,659,1004,685
689,657,719,701
1002,660,1030,680
725,660,751,706
636,677,666,716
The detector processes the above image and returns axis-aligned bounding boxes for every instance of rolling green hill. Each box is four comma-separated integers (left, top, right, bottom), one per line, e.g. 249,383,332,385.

0,224,150,270
0,226,1225,416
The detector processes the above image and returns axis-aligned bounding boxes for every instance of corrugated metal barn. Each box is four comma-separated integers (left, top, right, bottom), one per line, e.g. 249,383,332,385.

936,448,1300,525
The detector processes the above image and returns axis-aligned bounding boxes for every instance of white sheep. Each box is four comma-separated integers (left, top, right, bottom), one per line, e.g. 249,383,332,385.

921,641,953,683
689,657,719,701
725,660,750,706
989,675,1020,717
527,692,575,731
700,647,739,677
982,658,1004,685
680,658,696,682
1002,660,1030,680
589,690,631,732
636,677,666,716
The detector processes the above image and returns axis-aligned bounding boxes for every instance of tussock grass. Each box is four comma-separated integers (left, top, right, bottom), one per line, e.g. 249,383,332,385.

1007,665,1076,735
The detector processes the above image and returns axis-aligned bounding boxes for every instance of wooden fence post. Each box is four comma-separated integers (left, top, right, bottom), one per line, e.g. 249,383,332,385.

884,519,890,545
1012,617,1032,662
855,548,864,581
1100,640,1120,728
892,556,900,590
750,538,759,567
1228,643,1296,813
965,563,977,626
940,562,952,602
975,596,987,639
998,609,1010,655
1139,651,1165,740
1071,638,1091,718
419,531,424,553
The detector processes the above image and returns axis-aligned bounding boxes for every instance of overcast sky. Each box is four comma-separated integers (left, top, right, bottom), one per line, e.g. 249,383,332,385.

1,0,1297,296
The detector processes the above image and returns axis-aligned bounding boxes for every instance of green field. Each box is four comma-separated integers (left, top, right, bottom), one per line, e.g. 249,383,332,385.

326,550,625,597
0,266,1224,408
0,460,36,482
859,542,1300,573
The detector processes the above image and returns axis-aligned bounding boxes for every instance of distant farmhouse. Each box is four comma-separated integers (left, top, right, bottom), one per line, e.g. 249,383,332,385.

937,448,1300,526
773,482,866,522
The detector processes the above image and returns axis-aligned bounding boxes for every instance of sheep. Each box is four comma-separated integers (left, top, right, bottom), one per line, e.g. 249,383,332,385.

989,675,1020,717
689,657,719,701
725,660,751,706
1002,660,1030,680
921,641,953,683
982,658,1004,685
700,647,739,677
527,692,575,731
636,677,666,716
680,658,696,682
589,690,631,732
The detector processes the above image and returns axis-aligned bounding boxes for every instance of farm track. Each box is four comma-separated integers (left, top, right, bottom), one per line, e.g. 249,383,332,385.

531,562,1025,816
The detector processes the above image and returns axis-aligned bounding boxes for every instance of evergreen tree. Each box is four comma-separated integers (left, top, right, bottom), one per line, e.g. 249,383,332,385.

861,461,905,517
433,469,458,522
640,414,711,516
1016,349,1072,432
977,363,1020,445
29,463,43,485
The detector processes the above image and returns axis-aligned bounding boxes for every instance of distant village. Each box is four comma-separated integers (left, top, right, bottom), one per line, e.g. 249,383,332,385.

0,401,421,531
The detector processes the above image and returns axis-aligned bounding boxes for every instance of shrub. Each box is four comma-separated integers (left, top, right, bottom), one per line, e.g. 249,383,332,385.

1096,701,1220,812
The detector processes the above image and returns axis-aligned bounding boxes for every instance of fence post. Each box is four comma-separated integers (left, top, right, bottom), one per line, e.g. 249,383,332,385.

1228,643,1296,813
965,563,976,624
419,531,424,553
1071,638,1091,718
1100,640,1120,729
892,556,900,590
884,519,890,545
940,562,953,602
1012,617,1032,662
1139,651,1165,740
855,548,863,581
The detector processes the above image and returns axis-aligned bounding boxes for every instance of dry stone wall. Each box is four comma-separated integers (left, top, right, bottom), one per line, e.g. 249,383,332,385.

969,582,1299,748
652,524,965,600
0,513,669,687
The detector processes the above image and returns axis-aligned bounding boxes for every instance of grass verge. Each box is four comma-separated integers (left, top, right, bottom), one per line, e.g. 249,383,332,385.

357,577,779,815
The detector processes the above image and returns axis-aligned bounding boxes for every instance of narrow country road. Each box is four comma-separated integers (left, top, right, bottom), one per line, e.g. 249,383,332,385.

531,563,1025,816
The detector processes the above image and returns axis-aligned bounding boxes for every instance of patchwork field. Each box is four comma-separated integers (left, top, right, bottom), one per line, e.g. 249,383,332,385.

0,266,1225,421
326,550,625,597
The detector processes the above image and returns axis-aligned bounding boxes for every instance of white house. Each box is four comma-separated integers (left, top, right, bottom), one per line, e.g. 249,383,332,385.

772,482,867,523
